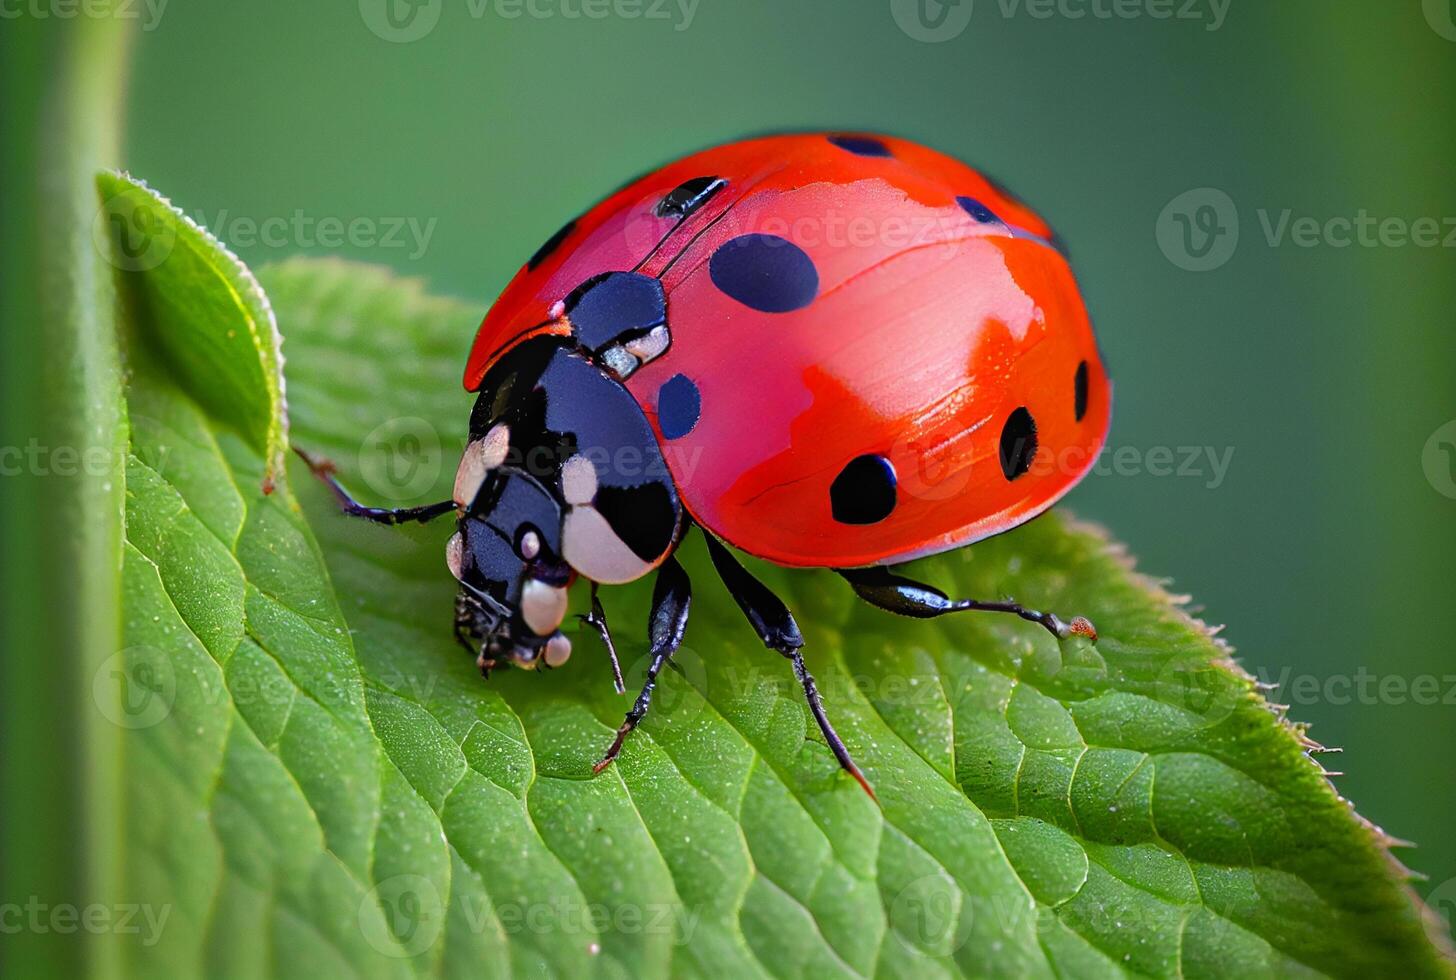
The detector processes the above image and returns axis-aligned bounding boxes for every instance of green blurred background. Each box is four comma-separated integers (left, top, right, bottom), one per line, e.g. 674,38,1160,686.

6,0,1455,954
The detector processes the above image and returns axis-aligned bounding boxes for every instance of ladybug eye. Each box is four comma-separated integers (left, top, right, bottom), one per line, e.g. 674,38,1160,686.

518,528,542,561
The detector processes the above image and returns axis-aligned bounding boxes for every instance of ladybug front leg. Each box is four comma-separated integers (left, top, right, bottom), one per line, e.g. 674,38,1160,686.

294,446,455,525
836,566,1097,642
703,536,876,802
592,557,692,775
578,582,627,694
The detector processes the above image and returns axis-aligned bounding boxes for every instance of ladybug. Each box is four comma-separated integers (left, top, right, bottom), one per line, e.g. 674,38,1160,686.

302,132,1110,798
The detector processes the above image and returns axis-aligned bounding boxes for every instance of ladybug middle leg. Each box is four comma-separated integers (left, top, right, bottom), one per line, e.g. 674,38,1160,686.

593,556,692,774
836,566,1097,642
703,536,877,801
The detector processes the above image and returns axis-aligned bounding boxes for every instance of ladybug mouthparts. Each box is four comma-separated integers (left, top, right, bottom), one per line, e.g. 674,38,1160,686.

454,577,573,676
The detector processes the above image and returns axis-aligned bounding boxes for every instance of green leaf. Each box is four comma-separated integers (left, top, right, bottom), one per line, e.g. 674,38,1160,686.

98,171,289,487
105,178,1453,977
8,13,132,979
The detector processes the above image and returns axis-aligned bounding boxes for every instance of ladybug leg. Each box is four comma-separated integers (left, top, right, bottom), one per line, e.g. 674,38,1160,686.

293,446,455,525
836,566,1097,643
578,582,627,694
704,536,877,802
592,556,692,774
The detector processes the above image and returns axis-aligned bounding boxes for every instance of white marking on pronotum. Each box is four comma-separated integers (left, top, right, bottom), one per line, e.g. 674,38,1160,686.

562,507,653,585
519,529,541,560
521,578,569,636
624,325,669,363
453,424,510,507
561,453,598,506
544,634,572,668
603,345,638,378
445,531,465,580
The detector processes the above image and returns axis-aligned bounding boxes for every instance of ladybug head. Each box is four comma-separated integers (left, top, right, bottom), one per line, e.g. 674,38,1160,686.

448,447,574,674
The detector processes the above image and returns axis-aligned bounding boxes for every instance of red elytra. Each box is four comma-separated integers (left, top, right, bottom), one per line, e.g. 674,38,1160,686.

465,132,1111,570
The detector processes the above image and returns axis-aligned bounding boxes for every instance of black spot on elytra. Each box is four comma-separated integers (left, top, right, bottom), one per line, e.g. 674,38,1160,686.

657,374,700,440
999,408,1038,480
956,196,1001,224
1074,361,1089,422
830,454,897,525
828,135,893,158
656,176,726,218
592,482,677,563
527,219,575,271
709,234,819,313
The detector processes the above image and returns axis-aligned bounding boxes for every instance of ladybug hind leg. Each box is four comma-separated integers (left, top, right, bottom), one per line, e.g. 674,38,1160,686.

703,535,877,802
836,566,1097,642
